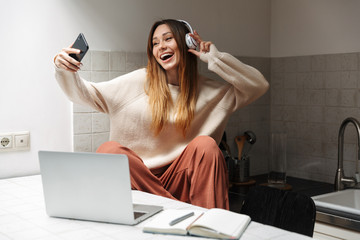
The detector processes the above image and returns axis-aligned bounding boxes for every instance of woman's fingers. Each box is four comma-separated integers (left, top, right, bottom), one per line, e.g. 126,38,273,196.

191,30,202,42
56,54,80,72
202,41,212,53
55,47,82,72
62,47,82,66
189,30,212,54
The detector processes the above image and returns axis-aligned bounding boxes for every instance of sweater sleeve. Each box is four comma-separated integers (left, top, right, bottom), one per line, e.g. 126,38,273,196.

200,44,269,112
55,67,110,113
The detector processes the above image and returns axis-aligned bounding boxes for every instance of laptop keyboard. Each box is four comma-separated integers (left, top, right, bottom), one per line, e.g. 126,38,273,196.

134,211,146,219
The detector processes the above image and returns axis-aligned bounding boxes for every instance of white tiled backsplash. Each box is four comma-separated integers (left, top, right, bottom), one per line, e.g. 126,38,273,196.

271,53,360,183
74,50,360,184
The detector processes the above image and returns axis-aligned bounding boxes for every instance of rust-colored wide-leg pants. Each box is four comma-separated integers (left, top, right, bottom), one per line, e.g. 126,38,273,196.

96,135,229,209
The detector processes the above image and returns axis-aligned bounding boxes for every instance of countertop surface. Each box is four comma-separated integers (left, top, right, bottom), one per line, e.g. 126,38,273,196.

0,175,313,240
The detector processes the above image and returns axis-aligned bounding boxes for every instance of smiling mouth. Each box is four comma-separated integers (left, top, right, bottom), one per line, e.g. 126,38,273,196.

160,53,174,61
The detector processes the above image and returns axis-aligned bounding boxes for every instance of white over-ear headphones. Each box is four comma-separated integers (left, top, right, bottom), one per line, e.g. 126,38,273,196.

178,20,198,49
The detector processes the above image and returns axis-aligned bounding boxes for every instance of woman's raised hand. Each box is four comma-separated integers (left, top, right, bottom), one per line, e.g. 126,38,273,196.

54,45,82,72
187,30,212,57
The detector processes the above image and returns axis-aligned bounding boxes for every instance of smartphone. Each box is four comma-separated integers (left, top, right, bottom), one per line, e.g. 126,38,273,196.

69,33,89,62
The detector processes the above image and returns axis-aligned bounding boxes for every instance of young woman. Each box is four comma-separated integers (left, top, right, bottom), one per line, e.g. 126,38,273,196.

54,19,269,210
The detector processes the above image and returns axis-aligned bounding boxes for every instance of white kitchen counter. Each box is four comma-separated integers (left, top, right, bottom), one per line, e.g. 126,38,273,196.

0,175,313,240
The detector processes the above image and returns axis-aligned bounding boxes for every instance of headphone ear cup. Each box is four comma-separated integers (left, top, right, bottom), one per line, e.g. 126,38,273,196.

185,33,197,49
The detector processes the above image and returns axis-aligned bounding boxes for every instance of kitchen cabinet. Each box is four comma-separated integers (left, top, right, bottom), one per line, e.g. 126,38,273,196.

229,174,333,213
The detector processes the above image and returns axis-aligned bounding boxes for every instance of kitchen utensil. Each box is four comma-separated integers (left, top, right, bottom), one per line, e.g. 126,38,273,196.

232,156,249,183
244,131,256,144
234,135,250,183
235,135,247,160
242,131,257,157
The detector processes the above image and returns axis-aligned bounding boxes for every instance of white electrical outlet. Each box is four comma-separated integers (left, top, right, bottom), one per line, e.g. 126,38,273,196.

0,135,13,148
0,131,30,152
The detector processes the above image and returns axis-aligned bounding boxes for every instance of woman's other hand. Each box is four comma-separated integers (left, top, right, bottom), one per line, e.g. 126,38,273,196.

54,45,82,72
187,30,212,57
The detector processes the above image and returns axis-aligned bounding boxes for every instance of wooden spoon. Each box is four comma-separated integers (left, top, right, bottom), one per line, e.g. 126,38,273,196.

235,135,247,160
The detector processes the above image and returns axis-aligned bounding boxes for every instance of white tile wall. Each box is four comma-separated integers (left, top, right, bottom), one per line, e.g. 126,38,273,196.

73,113,92,134
125,52,146,72
271,52,360,183
91,51,109,71
109,52,126,71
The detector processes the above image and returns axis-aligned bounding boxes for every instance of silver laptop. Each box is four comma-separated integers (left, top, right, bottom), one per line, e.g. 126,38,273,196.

38,151,163,225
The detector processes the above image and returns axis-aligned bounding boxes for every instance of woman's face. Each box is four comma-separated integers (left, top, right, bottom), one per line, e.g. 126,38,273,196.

152,24,180,73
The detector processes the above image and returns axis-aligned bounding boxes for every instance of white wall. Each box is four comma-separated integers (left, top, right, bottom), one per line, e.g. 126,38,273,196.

0,0,270,178
271,0,360,57
64,0,271,56
0,0,74,178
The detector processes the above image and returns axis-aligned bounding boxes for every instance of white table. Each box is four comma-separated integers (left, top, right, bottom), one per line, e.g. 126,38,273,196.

0,175,313,240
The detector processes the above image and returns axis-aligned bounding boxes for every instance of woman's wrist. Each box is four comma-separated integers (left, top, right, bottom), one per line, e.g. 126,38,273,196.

200,44,217,63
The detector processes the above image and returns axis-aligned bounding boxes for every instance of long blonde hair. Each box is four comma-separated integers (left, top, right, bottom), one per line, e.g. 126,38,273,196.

146,19,198,136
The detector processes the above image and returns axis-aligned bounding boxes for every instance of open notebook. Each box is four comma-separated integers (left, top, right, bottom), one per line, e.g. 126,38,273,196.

143,208,251,239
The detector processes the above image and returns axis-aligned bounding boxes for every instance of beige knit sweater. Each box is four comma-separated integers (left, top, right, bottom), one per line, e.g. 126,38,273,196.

55,45,269,169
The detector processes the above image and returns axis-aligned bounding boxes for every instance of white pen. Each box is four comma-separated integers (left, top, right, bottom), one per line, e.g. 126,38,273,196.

169,212,195,226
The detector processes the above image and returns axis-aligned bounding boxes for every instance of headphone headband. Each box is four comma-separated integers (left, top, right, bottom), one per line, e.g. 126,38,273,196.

177,20,194,34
